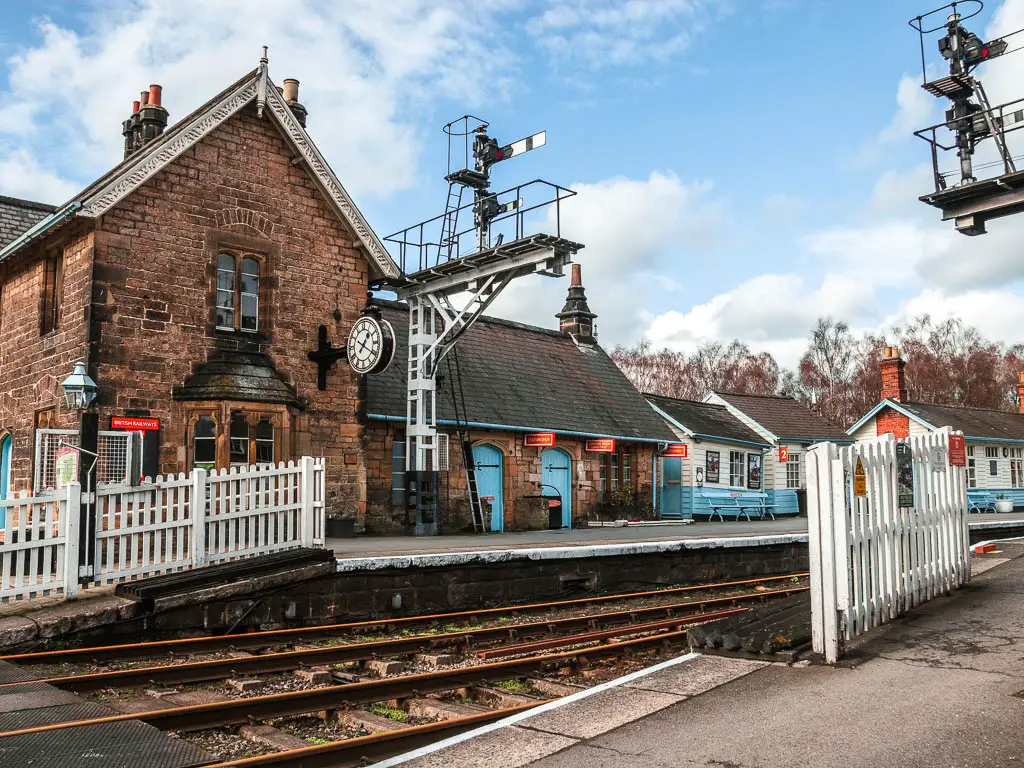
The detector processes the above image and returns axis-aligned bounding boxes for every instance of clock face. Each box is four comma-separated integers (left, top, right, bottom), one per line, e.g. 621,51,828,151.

347,316,395,375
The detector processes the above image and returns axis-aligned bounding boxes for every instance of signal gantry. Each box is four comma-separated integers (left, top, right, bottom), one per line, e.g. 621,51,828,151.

911,1,1024,234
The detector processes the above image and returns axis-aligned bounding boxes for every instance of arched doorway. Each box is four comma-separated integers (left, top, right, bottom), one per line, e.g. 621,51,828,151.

472,443,504,532
0,434,11,527
541,447,572,528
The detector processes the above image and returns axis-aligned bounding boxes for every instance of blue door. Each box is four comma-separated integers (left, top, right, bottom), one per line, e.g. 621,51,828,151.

472,444,504,532
541,447,572,528
660,457,683,518
0,435,10,528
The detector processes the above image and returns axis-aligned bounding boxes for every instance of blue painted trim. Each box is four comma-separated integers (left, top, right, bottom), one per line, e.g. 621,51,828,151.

847,399,937,436
965,436,1024,445
366,413,669,445
0,202,82,262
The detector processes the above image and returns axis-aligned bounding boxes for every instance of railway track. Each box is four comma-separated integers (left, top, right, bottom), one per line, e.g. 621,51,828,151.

0,572,808,665
0,573,809,766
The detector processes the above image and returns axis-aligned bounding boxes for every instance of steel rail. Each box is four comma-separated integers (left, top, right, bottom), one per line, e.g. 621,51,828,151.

3,588,805,692
0,630,689,737
474,607,746,660
205,701,545,768
2,572,808,665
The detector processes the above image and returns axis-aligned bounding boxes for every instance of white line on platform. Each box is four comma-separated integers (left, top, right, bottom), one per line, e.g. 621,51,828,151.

335,533,808,572
368,651,702,768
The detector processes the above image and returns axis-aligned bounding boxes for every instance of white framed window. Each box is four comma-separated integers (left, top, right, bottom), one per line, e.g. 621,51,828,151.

729,450,745,487
967,450,977,489
786,453,801,489
1012,459,1024,489
985,446,999,458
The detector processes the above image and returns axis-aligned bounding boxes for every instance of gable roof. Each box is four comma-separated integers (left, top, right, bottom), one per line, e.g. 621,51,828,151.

711,391,851,442
645,394,769,447
0,196,56,248
0,56,399,280
366,299,676,443
850,398,1024,442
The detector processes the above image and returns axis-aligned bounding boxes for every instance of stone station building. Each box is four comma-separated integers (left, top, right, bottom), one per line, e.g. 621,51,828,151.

0,62,400,520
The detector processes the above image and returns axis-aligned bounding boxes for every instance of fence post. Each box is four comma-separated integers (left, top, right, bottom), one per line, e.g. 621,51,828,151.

300,457,315,548
191,468,208,569
64,482,81,600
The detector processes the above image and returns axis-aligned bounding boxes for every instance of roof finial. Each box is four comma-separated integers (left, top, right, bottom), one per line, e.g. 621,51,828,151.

257,46,270,118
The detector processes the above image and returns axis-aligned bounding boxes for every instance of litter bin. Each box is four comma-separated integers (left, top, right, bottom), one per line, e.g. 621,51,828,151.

547,498,563,530
795,489,808,517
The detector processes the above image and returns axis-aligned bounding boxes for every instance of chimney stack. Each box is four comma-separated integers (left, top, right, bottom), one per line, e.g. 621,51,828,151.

122,84,169,159
880,346,907,402
556,263,598,344
1017,372,1024,414
281,79,307,128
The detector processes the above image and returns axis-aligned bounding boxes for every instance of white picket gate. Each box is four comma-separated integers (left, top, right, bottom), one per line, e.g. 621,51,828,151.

1,458,326,602
807,431,970,662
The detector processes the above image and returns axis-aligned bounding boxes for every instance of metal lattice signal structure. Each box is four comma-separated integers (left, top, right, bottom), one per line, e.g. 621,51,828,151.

911,1,1024,234
382,116,583,535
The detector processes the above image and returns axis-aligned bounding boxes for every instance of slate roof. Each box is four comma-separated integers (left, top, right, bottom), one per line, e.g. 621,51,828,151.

366,300,676,442
173,348,301,407
896,401,1024,441
714,391,851,442
646,395,769,446
0,196,56,248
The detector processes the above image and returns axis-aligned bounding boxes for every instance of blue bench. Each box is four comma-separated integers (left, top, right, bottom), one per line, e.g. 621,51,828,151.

968,491,998,514
698,489,776,522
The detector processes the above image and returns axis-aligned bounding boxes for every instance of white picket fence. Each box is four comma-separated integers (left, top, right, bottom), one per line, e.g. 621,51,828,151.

807,431,970,663
1,458,326,602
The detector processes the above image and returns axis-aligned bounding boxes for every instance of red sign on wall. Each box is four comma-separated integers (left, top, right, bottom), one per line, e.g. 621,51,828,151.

778,446,789,463
111,416,160,431
661,444,688,458
585,438,616,453
523,432,556,448
948,434,967,466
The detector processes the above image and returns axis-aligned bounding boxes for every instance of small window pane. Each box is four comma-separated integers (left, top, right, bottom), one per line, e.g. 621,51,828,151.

240,294,258,331
194,415,216,467
255,419,274,464
230,414,249,465
217,271,235,291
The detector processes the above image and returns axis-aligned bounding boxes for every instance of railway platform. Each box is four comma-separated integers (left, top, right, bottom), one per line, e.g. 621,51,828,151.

378,540,1024,768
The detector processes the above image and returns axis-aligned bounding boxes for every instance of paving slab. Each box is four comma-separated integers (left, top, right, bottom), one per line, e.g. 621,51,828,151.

521,686,684,740
401,724,578,768
625,654,769,696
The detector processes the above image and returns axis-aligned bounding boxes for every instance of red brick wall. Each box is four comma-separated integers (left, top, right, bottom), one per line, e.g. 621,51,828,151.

880,356,906,402
0,224,96,493
364,421,656,534
87,104,369,516
876,408,910,439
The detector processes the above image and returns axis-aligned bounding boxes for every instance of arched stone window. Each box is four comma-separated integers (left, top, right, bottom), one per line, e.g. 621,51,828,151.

216,252,261,332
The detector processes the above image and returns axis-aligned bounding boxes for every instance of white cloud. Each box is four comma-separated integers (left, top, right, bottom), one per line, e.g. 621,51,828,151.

526,0,725,69
643,273,876,367
487,171,722,345
884,286,1024,347
0,0,518,201
0,147,78,202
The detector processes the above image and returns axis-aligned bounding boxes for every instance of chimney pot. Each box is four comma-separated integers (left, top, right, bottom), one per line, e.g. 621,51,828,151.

132,100,140,113
570,263,582,287
1017,371,1024,414
283,79,299,103
148,84,162,107
140,90,149,106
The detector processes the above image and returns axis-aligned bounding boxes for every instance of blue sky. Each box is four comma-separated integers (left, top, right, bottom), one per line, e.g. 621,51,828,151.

2,0,1024,366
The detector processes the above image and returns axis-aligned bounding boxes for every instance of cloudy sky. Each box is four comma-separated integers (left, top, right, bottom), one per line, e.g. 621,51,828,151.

2,0,1024,366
